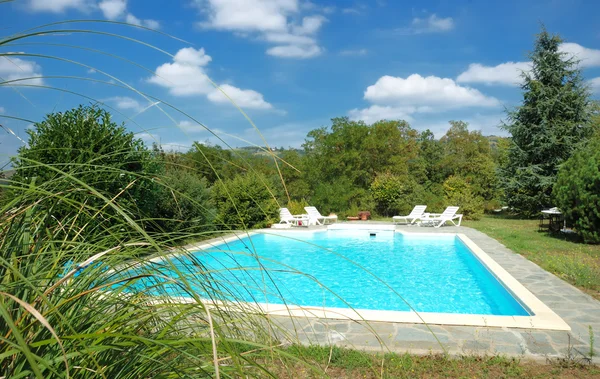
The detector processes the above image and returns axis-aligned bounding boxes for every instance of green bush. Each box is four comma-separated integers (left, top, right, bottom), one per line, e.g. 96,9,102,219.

286,198,310,215
153,169,215,235
370,173,425,216
554,138,600,243
443,175,484,220
10,105,162,237
212,173,278,229
310,178,371,216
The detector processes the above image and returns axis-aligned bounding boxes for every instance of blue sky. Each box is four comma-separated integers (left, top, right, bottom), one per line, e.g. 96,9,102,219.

1,0,600,164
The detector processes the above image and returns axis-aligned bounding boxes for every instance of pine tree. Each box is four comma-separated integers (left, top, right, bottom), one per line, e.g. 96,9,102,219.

501,27,593,216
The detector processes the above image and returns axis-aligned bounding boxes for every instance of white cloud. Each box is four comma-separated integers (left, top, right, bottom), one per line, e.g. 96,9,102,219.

207,84,273,109
559,43,600,68
26,0,94,13
125,13,160,28
590,77,600,93
455,43,600,87
0,106,5,114
148,47,214,96
173,47,213,66
364,74,499,108
292,15,327,35
142,19,160,29
195,0,297,32
456,61,531,86
195,0,325,59
105,96,146,112
403,14,454,34
349,74,500,124
339,48,368,56
98,0,126,19
148,47,274,110
348,105,415,124
0,56,44,86
266,44,321,58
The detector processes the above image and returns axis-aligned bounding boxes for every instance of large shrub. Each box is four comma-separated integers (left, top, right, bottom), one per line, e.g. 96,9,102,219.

10,105,161,237
443,175,484,220
154,169,215,235
370,173,425,216
311,178,372,216
553,137,600,243
212,173,278,229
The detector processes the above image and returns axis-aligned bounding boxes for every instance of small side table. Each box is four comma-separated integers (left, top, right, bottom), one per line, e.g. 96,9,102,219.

540,209,564,233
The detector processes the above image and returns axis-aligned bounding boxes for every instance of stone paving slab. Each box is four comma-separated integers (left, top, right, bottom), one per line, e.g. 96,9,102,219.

270,224,600,363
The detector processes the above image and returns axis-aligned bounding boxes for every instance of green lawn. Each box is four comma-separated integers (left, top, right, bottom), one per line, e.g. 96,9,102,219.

265,345,600,378
464,215,600,300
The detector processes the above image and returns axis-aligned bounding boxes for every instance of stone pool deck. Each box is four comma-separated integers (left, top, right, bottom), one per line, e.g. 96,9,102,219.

266,223,600,363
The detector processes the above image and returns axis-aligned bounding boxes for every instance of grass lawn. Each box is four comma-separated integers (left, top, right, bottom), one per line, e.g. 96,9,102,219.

464,215,600,300
264,345,600,378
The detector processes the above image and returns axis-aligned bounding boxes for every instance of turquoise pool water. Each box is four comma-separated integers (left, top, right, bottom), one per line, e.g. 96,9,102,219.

124,230,530,316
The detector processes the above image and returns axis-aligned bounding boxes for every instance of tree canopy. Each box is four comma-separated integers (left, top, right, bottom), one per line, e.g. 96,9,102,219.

501,27,593,215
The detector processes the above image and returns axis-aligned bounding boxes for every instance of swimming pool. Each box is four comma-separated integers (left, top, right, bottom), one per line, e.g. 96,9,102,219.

117,226,570,330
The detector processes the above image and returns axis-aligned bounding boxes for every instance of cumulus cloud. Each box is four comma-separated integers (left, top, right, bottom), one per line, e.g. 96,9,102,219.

104,96,148,112
364,74,499,108
98,0,126,19
399,14,454,34
266,44,321,58
148,47,214,96
349,74,499,123
456,43,600,87
194,0,325,59
26,0,95,13
207,84,273,109
559,43,600,68
456,61,531,86
0,56,44,86
0,106,5,114
28,0,160,28
148,47,274,110
125,13,160,28
348,105,415,124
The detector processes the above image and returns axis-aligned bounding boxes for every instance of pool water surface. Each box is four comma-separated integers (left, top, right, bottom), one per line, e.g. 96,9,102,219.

126,230,530,316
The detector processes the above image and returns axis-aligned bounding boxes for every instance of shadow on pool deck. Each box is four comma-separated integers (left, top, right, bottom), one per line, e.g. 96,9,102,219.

262,223,600,363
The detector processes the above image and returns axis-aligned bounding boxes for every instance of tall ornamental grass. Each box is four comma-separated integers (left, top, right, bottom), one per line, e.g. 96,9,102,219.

0,14,437,378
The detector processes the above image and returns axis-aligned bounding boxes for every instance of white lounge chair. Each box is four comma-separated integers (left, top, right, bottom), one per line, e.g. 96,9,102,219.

392,205,427,225
416,206,463,228
304,206,338,225
278,208,309,227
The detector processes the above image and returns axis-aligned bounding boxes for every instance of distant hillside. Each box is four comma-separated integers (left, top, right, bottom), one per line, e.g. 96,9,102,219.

233,146,304,156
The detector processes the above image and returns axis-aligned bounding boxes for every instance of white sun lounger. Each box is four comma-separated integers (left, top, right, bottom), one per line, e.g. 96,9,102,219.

415,206,463,228
392,205,427,225
278,208,309,227
304,206,338,225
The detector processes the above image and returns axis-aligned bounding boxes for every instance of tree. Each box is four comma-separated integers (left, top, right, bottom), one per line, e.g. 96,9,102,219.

11,105,161,235
501,27,593,215
439,121,498,202
553,136,600,243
